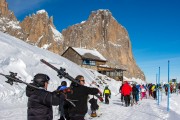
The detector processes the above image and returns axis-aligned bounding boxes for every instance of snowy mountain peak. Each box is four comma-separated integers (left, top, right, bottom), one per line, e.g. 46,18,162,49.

92,9,112,17
20,9,64,54
36,9,47,14
36,9,49,17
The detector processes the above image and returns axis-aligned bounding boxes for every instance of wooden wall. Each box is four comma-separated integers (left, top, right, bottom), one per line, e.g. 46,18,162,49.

62,48,82,65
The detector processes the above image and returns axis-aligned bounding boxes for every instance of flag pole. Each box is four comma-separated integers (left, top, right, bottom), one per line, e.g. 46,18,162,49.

158,67,160,105
167,60,170,111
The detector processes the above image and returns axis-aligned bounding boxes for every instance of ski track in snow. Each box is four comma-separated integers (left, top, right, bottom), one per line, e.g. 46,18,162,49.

84,95,179,120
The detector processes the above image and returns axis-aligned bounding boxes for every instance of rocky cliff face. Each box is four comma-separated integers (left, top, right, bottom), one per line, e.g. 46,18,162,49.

0,0,145,80
20,10,64,54
62,10,145,80
0,0,63,54
0,0,24,39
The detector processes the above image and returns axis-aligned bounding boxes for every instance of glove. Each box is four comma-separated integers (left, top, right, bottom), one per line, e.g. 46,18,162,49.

98,96,104,102
109,96,111,99
63,88,71,93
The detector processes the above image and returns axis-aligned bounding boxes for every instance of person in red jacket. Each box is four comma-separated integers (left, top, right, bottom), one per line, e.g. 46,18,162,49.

121,81,132,107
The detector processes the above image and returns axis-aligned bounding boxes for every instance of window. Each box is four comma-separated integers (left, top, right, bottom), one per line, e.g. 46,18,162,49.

83,60,96,66
90,61,96,66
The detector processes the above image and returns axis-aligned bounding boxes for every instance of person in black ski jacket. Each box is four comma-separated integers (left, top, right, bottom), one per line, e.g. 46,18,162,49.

26,73,65,120
67,75,102,120
132,84,138,104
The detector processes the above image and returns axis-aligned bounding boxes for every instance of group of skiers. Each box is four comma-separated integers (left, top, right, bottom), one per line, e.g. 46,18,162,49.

119,81,180,107
164,83,180,95
25,72,180,120
26,74,103,120
119,81,149,107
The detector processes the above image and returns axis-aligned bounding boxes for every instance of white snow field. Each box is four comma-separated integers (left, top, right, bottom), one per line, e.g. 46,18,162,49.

0,31,180,120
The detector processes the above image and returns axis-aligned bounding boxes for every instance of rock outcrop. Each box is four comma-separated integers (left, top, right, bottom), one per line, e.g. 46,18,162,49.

0,0,63,54
62,10,145,80
0,0,24,39
20,10,64,54
0,0,145,80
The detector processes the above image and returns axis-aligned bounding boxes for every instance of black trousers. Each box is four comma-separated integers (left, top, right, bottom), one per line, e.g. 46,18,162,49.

121,94,124,102
153,91,157,99
105,94,110,104
132,93,138,103
124,95,130,106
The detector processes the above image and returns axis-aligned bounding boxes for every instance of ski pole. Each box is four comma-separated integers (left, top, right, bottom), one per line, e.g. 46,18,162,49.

115,93,120,96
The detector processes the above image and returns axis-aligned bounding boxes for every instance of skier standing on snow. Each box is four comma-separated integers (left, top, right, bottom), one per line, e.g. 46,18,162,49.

119,83,124,102
140,84,147,100
132,84,138,104
57,81,71,120
136,84,140,102
151,84,157,100
103,85,111,104
26,73,65,120
67,75,102,120
121,81,132,107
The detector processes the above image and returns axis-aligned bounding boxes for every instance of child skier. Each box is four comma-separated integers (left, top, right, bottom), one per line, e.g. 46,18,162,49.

89,97,99,117
103,86,111,104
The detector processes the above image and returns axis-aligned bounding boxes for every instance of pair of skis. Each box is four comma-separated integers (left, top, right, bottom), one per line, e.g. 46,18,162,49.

40,59,103,102
0,59,103,102
0,71,76,107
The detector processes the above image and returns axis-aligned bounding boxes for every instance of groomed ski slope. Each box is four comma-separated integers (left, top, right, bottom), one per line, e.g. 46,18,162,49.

0,31,180,120
0,94,180,120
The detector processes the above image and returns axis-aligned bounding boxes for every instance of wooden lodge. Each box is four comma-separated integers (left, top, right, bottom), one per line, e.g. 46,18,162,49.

97,65,126,81
62,47,125,81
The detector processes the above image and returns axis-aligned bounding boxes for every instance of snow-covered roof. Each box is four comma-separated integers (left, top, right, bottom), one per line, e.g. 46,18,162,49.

72,47,107,61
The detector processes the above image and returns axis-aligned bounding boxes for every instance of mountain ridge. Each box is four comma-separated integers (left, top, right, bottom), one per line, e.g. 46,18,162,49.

0,0,145,81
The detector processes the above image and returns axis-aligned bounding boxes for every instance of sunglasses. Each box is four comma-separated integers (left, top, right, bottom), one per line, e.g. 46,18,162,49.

80,80,85,83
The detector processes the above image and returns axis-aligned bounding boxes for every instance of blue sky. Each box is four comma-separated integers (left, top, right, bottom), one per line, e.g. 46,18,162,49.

7,0,180,83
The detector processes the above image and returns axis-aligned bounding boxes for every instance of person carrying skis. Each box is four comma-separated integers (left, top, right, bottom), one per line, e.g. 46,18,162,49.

67,75,103,120
103,85,111,104
26,73,65,120
57,81,71,120
121,81,132,107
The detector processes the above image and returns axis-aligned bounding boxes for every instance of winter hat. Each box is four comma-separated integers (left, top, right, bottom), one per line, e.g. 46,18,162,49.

61,81,67,86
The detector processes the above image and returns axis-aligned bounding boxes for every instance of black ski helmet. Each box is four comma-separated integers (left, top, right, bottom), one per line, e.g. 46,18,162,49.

33,73,50,87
